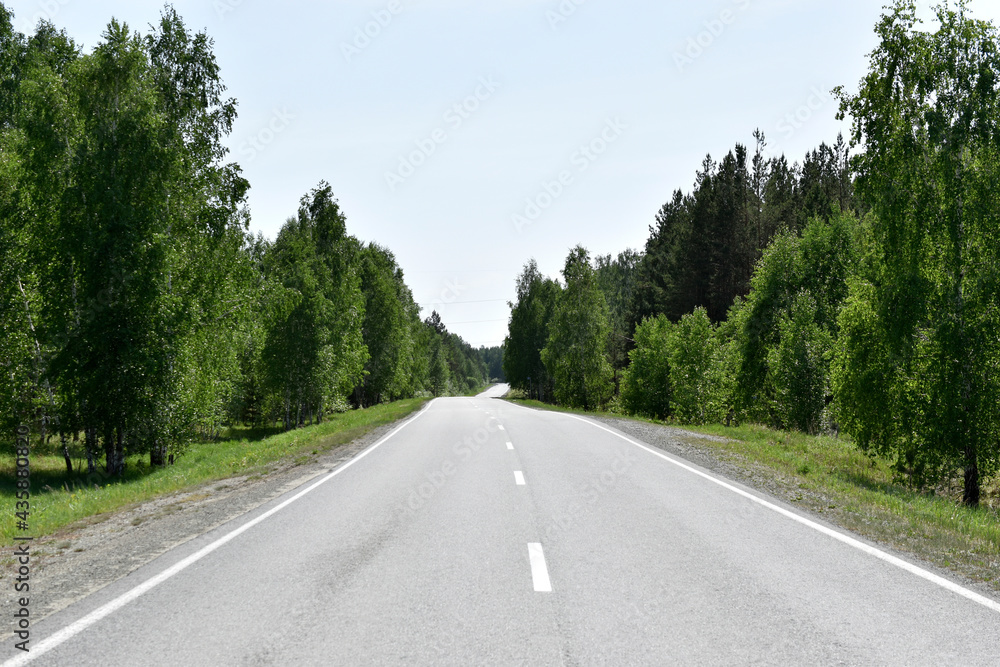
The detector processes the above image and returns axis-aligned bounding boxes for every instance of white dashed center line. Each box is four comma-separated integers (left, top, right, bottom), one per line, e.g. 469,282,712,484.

528,543,552,592
514,471,525,485
506,441,514,450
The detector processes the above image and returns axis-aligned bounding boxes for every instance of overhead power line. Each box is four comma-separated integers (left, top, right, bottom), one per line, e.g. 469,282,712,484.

445,318,508,325
422,298,509,305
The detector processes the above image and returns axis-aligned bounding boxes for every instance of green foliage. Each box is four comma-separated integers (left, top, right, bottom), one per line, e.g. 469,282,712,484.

732,211,860,427
1,5,478,477
503,259,560,400
0,8,260,473
766,292,833,434
408,314,432,395
479,345,505,382
595,249,640,392
541,246,614,409
0,5,24,126
630,132,855,329
442,331,489,395
0,14,31,430
620,315,672,420
353,243,418,406
428,336,450,397
664,308,726,425
0,147,35,435
619,308,727,424
834,0,1000,504
831,273,898,456
261,183,367,427
497,2,1000,513
418,311,488,397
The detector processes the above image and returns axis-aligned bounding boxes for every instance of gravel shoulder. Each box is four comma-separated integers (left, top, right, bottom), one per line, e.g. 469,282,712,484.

593,415,1000,600
1,420,401,640
593,417,821,507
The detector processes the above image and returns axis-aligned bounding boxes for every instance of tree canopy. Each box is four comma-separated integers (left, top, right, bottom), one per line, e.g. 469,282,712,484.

0,5,492,478
833,0,1000,505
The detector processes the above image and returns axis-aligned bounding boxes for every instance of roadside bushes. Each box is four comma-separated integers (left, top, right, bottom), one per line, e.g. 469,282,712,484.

668,308,728,424
621,212,859,431
620,308,727,424
766,291,833,434
619,315,672,420
729,211,858,432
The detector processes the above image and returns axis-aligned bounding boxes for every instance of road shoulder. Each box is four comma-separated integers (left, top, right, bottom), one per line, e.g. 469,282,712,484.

0,419,402,639
589,414,1000,601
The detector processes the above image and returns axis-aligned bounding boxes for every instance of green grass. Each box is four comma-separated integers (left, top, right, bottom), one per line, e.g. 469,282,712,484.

508,397,1000,590
680,423,1000,583
505,395,621,418
0,398,427,546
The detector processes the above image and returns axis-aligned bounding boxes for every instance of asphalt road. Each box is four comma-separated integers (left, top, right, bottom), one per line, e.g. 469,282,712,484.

5,384,1000,665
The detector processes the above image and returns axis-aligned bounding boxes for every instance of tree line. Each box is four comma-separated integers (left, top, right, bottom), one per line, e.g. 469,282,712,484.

0,5,495,475
504,1,999,506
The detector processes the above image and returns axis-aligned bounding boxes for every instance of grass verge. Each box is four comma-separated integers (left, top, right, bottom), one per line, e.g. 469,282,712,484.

1,398,427,546
507,397,1000,592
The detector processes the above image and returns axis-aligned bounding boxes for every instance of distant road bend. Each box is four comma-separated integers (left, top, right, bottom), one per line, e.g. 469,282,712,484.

4,383,1000,665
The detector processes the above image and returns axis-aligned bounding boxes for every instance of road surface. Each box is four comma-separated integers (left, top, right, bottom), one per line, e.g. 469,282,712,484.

4,384,1000,665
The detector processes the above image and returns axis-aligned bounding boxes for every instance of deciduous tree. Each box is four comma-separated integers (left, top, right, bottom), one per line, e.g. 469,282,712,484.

541,247,613,409
833,0,1000,505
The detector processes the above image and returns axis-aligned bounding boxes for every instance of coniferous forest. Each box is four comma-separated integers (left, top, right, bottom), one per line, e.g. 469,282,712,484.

0,5,497,476
504,2,1000,507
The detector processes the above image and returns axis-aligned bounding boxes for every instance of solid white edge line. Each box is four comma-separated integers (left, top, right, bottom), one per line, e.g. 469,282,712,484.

2,400,437,667
514,471,526,485
528,543,552,592
548,411,1000,615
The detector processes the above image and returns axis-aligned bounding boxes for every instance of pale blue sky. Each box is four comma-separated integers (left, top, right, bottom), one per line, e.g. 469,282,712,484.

8,0,1000,347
